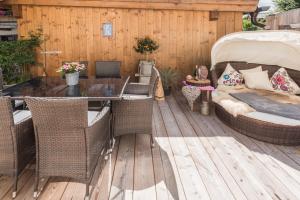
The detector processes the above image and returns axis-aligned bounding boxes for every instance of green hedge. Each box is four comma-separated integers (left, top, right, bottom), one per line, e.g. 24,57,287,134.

0,31,41,84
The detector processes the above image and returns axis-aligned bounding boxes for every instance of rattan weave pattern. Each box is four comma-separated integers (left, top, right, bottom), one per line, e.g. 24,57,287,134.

212,62,300,145
112,67,160,145
0,97,35,197
25,97,111,198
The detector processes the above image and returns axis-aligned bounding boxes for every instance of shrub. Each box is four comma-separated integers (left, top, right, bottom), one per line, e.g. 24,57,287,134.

0,30,42,84
274,0,300,12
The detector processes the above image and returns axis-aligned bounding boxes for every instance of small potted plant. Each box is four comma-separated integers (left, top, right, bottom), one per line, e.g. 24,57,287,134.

159,67,179,96
57,62,86,86
134,37,159,81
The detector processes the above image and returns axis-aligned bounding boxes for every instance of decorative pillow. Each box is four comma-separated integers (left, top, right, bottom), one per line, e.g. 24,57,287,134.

239,66,262,75
270,68,300,94
218,64,243,86
243,71,274,91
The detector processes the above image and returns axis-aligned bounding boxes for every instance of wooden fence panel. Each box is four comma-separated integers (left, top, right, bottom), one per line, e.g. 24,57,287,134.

18,6,243,77
266,8,300,30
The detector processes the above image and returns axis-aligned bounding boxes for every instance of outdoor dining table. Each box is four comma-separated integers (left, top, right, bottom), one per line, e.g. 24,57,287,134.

1,76,130,101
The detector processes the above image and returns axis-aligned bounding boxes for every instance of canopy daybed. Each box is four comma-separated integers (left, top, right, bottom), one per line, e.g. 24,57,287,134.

211,31,300,146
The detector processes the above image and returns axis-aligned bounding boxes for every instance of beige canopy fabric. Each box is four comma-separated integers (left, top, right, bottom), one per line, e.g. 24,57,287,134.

211,30,300,71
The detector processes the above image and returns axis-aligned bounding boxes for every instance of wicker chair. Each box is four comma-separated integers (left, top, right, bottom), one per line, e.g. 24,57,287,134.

112,67,160,147
95,61,121,78
0,97,35,198
25,98,111,199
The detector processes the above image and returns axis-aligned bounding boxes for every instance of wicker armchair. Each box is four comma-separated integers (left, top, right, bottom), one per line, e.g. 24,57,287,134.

0,97,35,198
25,98,111,199
112,67,160,147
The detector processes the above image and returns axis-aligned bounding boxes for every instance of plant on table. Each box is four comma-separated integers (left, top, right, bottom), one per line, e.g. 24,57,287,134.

159,67,179,96
0,30,42,85
57,62,86,86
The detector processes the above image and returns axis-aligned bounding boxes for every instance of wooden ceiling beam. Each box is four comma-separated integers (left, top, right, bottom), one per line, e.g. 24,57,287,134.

3,0,259,12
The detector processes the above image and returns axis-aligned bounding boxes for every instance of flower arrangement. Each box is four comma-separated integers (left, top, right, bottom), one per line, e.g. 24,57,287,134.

57,62,86,74
134,36,159,60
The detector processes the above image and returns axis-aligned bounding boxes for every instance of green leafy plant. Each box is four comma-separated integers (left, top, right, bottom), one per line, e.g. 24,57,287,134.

273,0,300,11
134,36,159,60
159,68,179,94
0,30,42,84
243,18,259,31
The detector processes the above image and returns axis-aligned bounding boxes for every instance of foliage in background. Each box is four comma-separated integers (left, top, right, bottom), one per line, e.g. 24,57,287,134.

159,67,179,90
0,30,42,84
243,18,259,31
134,36,159,56
273,0,300,12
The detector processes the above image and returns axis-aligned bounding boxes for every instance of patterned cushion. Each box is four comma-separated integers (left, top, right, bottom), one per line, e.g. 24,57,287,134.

270,68,300,94
218,63,243,86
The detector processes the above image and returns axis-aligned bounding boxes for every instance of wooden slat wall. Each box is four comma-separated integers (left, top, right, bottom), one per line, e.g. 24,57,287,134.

18,5,243,77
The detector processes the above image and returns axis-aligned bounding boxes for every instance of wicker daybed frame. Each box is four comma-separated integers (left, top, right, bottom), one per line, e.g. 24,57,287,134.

211,61,300,146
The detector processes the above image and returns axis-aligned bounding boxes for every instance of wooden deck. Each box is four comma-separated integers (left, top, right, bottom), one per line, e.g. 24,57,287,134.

1,93,300,200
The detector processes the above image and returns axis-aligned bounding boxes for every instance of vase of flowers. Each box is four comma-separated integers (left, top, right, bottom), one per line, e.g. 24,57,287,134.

57,62,86,86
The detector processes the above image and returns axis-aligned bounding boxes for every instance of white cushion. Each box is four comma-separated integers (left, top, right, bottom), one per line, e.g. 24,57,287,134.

239,66,262,75
13,110,31,125
88,106,110,126
243,71,273,91
122,94,149,100
244,112,300,126
218,63,243,86
15,100,24,108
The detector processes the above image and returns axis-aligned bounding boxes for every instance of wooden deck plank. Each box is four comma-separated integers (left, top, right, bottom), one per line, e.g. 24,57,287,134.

158,100,210,200
212,116,300,198
173,92,274,200
151,119,171,200
109,135,135,200
133,134,156,200
166,95,236,200
153,102,187,200
197,107,299,200
92,139,120,200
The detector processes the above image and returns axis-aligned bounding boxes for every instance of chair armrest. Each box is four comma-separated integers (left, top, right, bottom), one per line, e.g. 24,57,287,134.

125,83,150,95
86,107,111,172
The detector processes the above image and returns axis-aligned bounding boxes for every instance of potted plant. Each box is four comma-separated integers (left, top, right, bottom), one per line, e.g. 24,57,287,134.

57,62,86,86
134,37,159,82
159,67,179,96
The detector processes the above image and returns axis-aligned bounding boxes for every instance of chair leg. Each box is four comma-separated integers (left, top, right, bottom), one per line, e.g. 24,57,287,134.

12,174,18,198
33,174,39,198
150,135,155,148
84,182,90,200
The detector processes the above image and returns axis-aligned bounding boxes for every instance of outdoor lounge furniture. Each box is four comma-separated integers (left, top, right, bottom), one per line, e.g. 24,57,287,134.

0,97,35,198
112,67,160,147
211,31,300,145
95,61,121,78
25,98,111,199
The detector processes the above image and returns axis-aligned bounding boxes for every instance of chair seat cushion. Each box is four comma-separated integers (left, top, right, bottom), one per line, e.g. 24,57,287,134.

15,100,24,108
13,110,31,124
122,94,149,100
88,106,110,126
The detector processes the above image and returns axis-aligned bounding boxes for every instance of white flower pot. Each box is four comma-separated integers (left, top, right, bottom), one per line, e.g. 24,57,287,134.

65,72,79,86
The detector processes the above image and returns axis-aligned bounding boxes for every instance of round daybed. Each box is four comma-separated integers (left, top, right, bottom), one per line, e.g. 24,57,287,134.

210,31,300,146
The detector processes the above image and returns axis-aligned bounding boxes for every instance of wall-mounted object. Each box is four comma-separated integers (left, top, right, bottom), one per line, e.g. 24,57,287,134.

102,23,113,37
209,10,219,21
